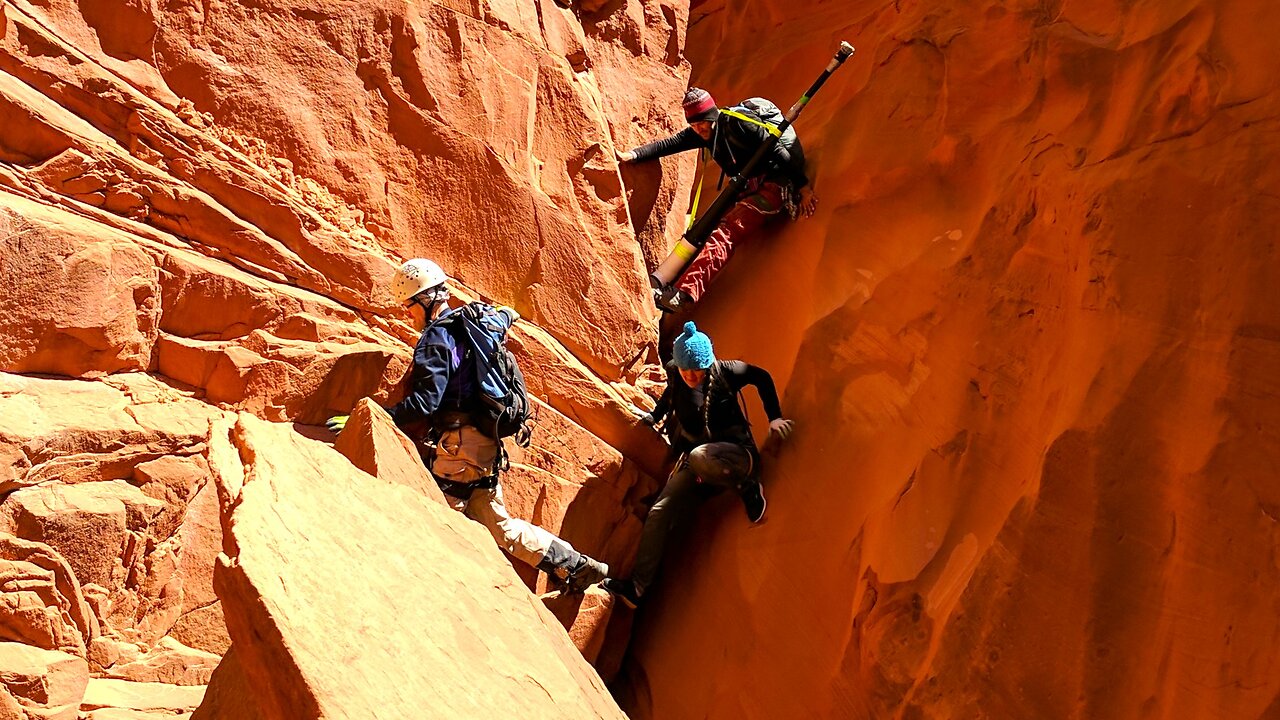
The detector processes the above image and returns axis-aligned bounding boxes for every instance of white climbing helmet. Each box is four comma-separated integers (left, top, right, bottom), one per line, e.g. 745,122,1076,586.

390,258,448,304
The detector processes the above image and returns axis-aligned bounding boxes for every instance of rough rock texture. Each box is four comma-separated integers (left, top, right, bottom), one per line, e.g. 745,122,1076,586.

7,0,1270,715
619,1,1280,718
188,647,260,720
100,638,219,687
0,373,226,717
0,193,408,424
0,641,88,720
0,0,692,384
0,0,674,648
0,534,96,657
201,412,625,719
4,481,166,620
0,373,226,655
80,678,204,714
1,0,683,712
541,587,615,665
333,398,440,501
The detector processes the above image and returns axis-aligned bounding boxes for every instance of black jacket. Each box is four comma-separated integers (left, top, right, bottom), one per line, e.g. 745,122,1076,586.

631,104,808,189
651,360,783,457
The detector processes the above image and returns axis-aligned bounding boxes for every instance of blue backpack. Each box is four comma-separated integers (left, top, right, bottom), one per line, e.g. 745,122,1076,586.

452,303,533,446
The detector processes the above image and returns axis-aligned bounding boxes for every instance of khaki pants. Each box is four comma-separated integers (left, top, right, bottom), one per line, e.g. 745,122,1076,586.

429,424,555,568
443,483,556,568
431,425,498,483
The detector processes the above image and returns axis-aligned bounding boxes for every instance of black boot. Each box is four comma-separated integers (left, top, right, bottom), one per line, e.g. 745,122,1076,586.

740,481,767,523
602,577,641,609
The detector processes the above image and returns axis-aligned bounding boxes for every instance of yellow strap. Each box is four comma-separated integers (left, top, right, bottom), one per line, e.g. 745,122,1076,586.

721,108,782,137
685,148,708,230
674,241,698,261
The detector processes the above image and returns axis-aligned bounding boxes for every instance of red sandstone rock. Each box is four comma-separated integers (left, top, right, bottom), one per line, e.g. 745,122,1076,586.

541,587,615,665
0,0,689,381
201,413,626,718
0,641,88,720
0,194,409,424
188,646,261,720
0,534,96,657
8,0,1272,715
168,478,228,656
0,374,233,654
0,0,683,711
333,398,441,502
100,638,219,687
618,1,1280,718
4,481,165,596
0,368,217,496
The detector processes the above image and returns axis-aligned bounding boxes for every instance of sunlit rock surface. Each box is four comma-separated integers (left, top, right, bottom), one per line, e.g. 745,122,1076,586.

619,1,1280,718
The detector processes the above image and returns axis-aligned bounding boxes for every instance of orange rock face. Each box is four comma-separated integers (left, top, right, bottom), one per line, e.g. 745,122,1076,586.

205,413,625,718
6,0,1276,715
619,0,1280,718
1,0,682,709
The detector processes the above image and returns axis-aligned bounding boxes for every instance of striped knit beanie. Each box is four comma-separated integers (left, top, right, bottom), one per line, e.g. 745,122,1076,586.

683,87,718,122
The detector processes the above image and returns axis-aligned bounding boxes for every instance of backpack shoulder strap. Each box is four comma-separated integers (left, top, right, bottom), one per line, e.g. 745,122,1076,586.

426,308,466,343
721,107,782,138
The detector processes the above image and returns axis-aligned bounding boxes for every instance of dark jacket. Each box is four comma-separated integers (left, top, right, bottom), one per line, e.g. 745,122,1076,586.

651,360,783,459
388,306,515,429
631,103,808,189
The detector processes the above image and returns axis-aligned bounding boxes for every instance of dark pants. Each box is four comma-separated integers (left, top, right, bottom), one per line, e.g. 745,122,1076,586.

630,442,755,595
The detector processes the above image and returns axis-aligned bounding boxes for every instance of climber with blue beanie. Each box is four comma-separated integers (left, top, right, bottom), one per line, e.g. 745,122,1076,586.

602,321,795,608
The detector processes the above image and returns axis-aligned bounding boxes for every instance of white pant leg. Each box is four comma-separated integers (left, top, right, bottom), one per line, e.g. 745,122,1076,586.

464,483,559,568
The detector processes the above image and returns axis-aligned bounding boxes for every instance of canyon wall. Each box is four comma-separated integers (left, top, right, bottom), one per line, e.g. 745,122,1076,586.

620,1,1280,718
3,0,1279,717
0,0,688,713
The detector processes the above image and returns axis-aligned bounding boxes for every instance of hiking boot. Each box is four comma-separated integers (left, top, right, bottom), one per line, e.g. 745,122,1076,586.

655,286,694,314
566,555,608,592
740,481,767,523
602,577,641,609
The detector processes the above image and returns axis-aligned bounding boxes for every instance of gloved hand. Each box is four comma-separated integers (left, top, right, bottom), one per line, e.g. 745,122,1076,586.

629,405,658,428
496,305,521,323
768,418,795,442
325,415,350,435
616,149,636,163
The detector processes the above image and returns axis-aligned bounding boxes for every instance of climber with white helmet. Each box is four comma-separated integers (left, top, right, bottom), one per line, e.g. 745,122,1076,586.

602,321,795,608
327,259,608,592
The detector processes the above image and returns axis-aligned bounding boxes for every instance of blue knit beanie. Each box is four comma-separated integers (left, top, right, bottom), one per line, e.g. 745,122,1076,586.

673,321,715,370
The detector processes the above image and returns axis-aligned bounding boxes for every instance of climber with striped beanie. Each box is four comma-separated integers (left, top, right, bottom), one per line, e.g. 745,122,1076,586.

617,87,818,313
602,322,796,608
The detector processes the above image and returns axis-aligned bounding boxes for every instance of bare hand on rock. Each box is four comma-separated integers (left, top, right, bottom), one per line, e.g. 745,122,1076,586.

797,188,818,218
768,418,795,442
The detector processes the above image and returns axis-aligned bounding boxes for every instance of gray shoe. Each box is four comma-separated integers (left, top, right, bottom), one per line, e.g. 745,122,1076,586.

566,556,609,592
655,286,693,314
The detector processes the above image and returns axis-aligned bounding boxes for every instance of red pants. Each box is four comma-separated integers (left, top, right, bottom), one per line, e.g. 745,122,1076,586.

676,180,787,301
